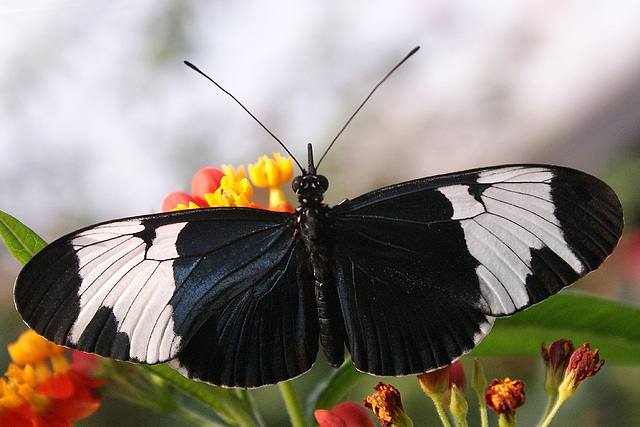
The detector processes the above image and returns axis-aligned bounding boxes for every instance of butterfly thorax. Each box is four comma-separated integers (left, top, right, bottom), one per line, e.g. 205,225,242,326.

292,173,330,243
292,173,328,204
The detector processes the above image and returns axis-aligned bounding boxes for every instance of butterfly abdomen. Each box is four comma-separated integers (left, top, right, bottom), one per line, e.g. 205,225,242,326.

295,195,346,368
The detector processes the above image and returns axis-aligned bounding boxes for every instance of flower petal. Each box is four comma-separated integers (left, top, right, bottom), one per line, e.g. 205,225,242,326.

8,331,65,366
161,191,197,212
191,167,225,201
315,409,347,427
331,402,376,427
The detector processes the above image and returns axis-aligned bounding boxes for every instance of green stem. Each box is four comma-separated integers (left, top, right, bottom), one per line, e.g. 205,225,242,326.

279,381,306,427
540,390,557,424
478,403,489,427
537,394,567,427
498,413,517,427
428,395,452,427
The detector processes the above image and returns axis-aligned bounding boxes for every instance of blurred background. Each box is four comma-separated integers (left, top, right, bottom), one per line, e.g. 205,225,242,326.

1,0,639,425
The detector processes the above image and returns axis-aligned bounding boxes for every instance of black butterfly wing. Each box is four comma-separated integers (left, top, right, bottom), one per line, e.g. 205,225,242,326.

15,208,318,388
329,165,623,376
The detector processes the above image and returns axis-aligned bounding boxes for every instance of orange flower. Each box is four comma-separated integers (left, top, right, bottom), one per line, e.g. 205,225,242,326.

0,331,106,426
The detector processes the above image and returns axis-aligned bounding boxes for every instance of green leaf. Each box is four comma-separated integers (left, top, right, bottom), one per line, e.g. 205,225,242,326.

471,292,640,364
0,210,47,264
142,364,260,427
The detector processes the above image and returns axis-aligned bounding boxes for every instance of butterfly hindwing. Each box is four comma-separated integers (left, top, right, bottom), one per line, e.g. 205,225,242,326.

329,164,623,376
15,208,319,388
169,236,318,388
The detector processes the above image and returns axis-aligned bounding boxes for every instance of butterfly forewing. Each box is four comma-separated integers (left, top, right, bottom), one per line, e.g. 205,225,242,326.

15,208,319,387
329,164,622,376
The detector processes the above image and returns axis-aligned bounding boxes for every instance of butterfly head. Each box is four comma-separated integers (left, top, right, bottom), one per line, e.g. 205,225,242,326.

291,143,329,205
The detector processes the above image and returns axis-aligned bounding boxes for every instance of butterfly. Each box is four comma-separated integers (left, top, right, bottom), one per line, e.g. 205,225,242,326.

13,49,624,388
14,150,623,388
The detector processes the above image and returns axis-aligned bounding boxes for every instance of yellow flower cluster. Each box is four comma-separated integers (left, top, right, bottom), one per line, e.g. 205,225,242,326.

248,153,294,211
248,153,293,188
205,176,253,208
167,153,294,212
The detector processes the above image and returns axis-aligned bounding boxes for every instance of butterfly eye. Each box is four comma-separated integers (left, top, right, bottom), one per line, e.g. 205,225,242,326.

292,176,303,193
317,175,329,192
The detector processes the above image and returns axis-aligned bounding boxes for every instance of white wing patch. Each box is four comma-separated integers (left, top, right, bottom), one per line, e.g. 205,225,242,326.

439,167,585,314
146,223,184,259
68,220,186,363
472,315,495,347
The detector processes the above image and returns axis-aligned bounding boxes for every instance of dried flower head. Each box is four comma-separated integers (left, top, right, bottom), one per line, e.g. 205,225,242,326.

484,377,525,415
558,342,604,399
364,382,410,426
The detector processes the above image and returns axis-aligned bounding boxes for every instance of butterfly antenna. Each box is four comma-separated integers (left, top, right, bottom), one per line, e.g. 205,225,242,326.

315,46,420,169
184,61,304,172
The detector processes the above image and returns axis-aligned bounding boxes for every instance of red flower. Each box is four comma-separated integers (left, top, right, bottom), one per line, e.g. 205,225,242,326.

161,191,198,212
190,167,225,206
161,166,227,211
315,402,375,427
448,361,466,394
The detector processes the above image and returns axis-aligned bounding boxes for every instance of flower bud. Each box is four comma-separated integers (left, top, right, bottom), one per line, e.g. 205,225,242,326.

315,401,375,427
542,339,574,392
191,167,225,204
417,366,450,397
161,191,198,212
